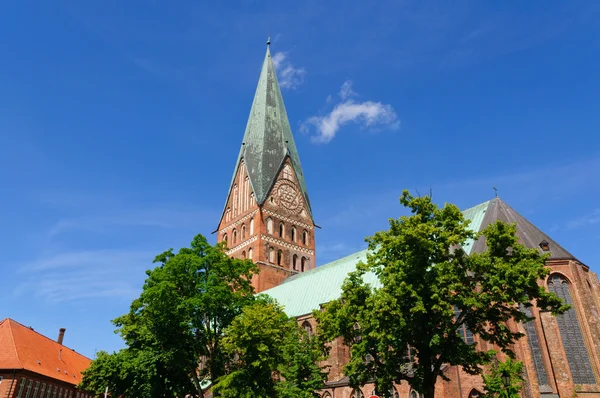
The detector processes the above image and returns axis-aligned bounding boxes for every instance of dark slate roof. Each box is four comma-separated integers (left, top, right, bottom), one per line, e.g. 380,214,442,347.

469,197,577,261
228,44,311,217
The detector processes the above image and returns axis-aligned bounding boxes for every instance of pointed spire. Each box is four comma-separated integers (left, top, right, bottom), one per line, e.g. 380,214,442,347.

227,41,312,217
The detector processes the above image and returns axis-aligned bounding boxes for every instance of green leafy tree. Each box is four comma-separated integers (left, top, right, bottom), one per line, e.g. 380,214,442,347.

214,297,327,398
80,234,258,397
315,191,567,398
482,358,524,398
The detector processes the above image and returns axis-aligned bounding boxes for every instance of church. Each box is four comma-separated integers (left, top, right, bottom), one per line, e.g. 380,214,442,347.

216,41,600,398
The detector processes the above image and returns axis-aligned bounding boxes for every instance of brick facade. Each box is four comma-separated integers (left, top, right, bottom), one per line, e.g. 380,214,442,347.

217,158,316,293
0,371,92,398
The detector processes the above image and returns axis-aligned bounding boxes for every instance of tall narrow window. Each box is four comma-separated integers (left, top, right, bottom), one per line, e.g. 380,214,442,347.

277,250,283,266
293,254,298,270
303,230,308,245
269,248,275,263
279,223,285,238
233,184,238,215
548,274,596,384
232,229,237,245
222,234,227,245
520,304,549,388
242,251,246,259
291,226,296,242
302,321,313,339
33,381,40,398
25,380,33,398
250,192,255,206
248,248,253,260
250,218,255,235
39,384,46,398
454,306,474,345
266,218,273,234
301,257,307,272
241,224,246,239
16,378,26,398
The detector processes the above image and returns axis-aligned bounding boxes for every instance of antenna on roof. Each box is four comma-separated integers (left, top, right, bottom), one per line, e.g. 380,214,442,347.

493,186,498,198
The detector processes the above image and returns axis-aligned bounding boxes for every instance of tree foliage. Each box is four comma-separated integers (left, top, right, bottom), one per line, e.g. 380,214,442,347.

214,297,327,398
315,191,567,398
482,358,524,398
79,234,258,397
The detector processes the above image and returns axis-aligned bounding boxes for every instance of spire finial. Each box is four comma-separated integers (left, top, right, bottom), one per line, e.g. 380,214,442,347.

266,36,271,47
493,186,498,198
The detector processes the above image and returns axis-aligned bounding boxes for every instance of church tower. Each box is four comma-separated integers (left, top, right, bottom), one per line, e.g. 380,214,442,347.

217,40,316,293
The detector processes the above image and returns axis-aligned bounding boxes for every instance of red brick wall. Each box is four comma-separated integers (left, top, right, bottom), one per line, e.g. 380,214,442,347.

218,157,316,293
0,370,91,398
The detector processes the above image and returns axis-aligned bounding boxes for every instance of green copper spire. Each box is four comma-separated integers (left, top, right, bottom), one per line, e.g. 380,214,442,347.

229,42,312,216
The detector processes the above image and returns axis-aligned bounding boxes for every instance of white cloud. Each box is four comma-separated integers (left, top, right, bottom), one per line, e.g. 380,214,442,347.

303,80,399,144
271,52,307,89
567,209,600,230
16,249,153,303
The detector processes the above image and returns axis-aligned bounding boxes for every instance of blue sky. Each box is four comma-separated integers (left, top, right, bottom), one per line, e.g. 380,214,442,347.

1,1,599,359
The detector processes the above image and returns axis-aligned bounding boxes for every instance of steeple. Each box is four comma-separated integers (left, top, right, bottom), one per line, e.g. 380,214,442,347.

217,42,316,293
228,41,311,217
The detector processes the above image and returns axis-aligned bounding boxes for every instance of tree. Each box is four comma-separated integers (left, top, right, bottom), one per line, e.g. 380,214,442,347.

214,297,327,397
315,191,567,398
482,358,524,398
80,234,258,397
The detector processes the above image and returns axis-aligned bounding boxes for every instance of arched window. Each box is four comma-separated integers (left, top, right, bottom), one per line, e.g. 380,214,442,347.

468,389,483,397
302,321,313,339
350,389,364,398
548,274,596,384
241,251,246,259
303,230,308,245
222,234,227,245
248,248,253,260
291,226,296,242
250,218,255,235
454,306,474,345
241,224,246,239
322,393,331,398
226,207,231,222
232,229,237,245
250,192,255,206
301,257,307,272
277,250,283,266
266,218,273,234
279,222,285,238
269,247,275,263
293,254,298,271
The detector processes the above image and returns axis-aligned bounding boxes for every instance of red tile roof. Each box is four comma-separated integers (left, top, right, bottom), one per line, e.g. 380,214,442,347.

0,318,91,386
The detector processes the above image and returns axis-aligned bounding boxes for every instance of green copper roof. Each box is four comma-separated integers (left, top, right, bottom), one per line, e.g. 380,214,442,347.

264,198,573,317
229,44,311,216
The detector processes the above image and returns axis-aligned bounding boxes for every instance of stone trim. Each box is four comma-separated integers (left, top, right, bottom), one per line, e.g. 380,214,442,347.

261,235,315,255
225,235,258,255
263,209,313,230
220,210,258,234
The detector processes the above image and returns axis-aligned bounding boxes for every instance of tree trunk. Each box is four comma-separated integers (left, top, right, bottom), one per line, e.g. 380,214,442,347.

190,367,205,398
423,383,436,398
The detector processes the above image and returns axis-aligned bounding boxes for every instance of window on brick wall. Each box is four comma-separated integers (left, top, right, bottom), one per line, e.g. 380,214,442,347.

250,218,254,235
293,254,298,270
350,389,364,398
16,378,27,398
291,226,296,242
266,217,273,234
241,224,246,239
302,321,313,339
52,386,58,398
279,222,285,238
269,247,275,263
454,306,474,345
39,384,46,398
232,229,237,245
33,381,40,398
303,230,308,245
519,304,550,388
248,248,253,260
301,257,307,272
277,250,283,266
24,379,33,398
548,273,597,384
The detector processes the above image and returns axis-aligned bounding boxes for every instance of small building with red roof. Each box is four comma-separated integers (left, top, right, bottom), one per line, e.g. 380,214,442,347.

0,318,92,398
